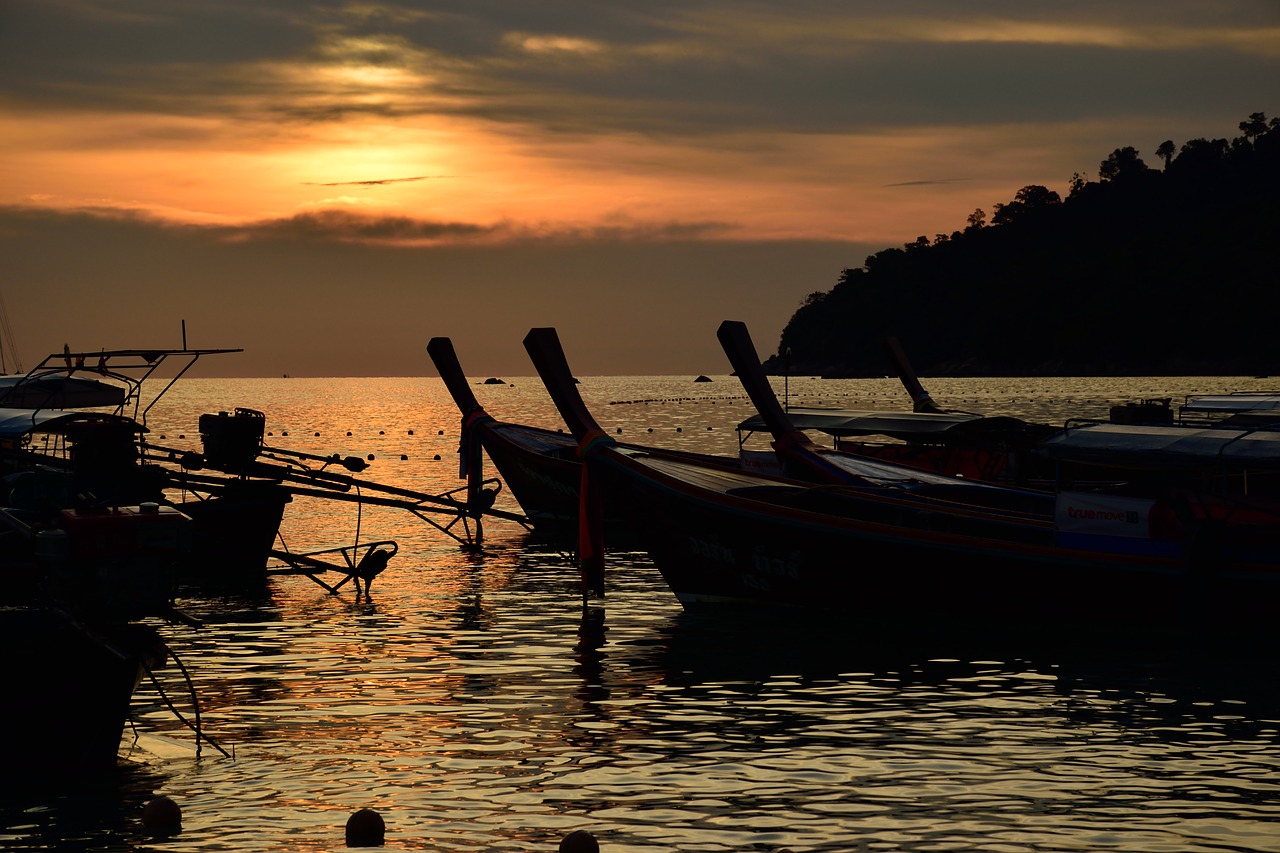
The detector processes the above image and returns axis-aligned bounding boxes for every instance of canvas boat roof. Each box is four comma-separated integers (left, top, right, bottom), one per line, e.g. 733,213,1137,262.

0,374,127,408
1038,422,1280,468
1181,393,1280,413
736,406,987,439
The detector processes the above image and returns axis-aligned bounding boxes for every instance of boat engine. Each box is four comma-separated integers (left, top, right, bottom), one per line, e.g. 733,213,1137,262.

199,407,266,473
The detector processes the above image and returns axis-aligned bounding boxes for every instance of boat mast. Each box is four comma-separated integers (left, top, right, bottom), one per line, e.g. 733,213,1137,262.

0,289,20,374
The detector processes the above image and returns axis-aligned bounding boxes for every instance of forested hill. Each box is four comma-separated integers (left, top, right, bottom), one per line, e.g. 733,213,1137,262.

765,112,1280,378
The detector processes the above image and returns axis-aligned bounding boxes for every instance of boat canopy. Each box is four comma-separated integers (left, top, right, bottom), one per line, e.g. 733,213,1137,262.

1,346,242,426
1038,422,1280,468
0,374,127,408
0,407,146,440
736,406,986,440
1182,393,1280,413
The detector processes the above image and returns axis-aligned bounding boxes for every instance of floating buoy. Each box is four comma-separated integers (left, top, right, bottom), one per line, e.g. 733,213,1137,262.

408,429,414,435
616,428,622,434
401,454,408,460
347,431,352,436
438,430,443,435
559,829,598,853
345,808,385,847
141,796,181,833
433,454,441,460
676,427,683,432
315,431,320,437
367,453,375,461
379,430,385,435
647,428,653,433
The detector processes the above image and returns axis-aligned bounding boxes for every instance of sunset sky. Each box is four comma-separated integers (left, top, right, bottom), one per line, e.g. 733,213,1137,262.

2,1,1276,377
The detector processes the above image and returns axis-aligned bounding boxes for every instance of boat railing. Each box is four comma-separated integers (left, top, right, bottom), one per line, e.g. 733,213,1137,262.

3,347,242,425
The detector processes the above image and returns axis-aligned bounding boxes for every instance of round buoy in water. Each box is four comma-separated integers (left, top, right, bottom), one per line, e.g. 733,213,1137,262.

559,829,599,853
142,796,181,833
345,808,385,847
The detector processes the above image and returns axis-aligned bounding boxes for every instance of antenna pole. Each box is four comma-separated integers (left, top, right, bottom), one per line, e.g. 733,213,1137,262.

784,348,791,412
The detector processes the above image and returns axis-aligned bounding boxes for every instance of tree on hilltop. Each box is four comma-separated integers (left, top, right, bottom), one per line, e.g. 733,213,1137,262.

767,111,1280,377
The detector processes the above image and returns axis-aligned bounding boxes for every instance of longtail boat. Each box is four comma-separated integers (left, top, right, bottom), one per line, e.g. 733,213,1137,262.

427,336,735,548
428,335,582,541
522,326,1280,622
728,321,1071,483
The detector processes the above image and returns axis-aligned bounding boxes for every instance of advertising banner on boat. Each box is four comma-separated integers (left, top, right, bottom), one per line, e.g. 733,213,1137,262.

739,449,782,476
1054,491,1154,539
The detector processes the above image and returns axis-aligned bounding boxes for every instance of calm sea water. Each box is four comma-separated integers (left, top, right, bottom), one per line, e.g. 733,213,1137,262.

4,375,1279,852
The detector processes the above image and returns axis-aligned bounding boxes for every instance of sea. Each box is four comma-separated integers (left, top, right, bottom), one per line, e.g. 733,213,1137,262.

3,374,1278,853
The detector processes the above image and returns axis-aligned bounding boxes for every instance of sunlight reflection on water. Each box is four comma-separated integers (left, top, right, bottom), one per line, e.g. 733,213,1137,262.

4,375,1279,852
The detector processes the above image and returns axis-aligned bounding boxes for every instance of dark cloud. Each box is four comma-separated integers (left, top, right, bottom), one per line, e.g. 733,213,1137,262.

303,176,459,186
0,203,871,376
885,179,971,188
224,208,734,245
0,203,734,248
3,0,1275,137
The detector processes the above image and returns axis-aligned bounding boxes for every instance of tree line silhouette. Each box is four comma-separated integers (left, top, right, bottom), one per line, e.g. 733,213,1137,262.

767,112,1280,377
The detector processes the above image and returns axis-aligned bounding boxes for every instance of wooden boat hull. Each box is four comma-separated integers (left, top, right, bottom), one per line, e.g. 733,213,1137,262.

428,335,732,547
174,479,292,577
471,419,582,538
596,448,1280,622
0,608,167,783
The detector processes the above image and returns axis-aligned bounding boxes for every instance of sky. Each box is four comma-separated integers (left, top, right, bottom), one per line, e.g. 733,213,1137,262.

1,1,1277,377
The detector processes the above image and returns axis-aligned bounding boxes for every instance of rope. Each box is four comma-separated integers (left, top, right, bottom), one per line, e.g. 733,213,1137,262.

576,428,615,460
142,639,231,759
